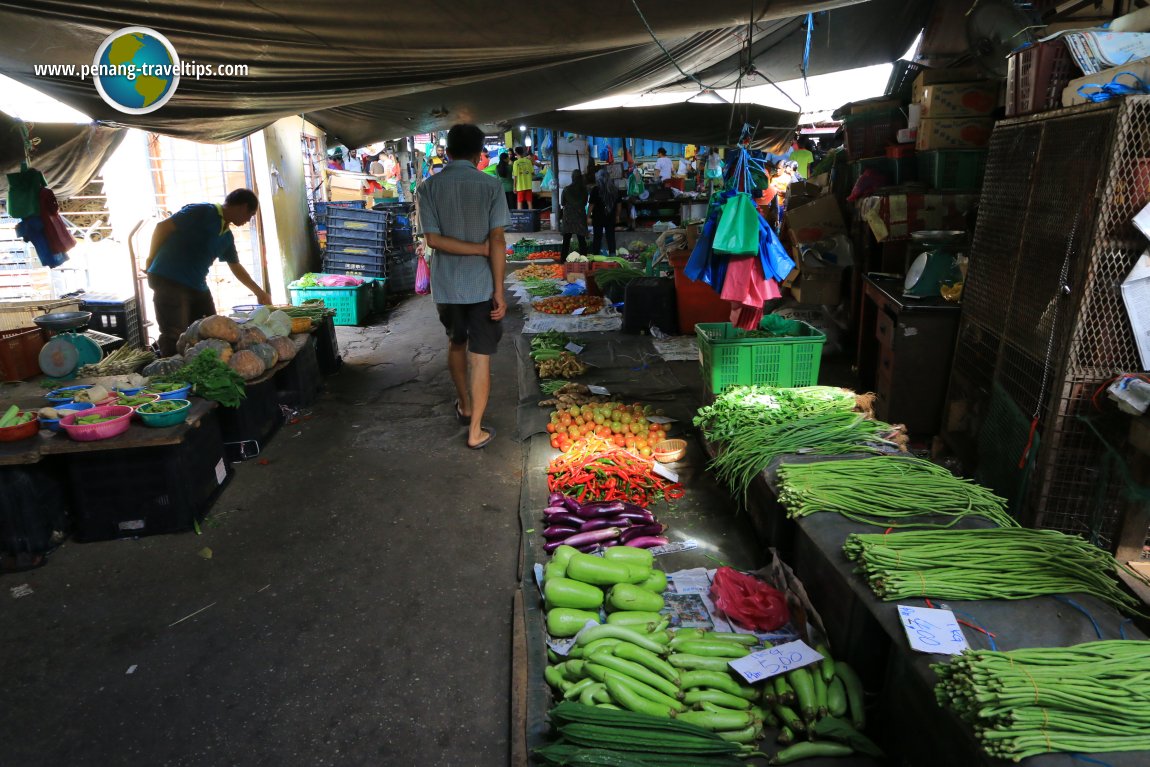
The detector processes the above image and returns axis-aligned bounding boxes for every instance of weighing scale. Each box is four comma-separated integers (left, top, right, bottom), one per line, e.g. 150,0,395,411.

904,230,966,299
33,311,103,379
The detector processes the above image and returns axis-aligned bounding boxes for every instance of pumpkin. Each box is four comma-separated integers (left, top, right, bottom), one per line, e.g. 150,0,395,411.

198,315,241,344
175,318,204,355
236,324,267,350
249,342,279,370
186,338,233,363
143,356,187,377
268,335,297,362
228,349,266,380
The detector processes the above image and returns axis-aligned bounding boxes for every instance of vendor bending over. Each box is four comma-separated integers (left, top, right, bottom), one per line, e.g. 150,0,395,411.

146,188,271,356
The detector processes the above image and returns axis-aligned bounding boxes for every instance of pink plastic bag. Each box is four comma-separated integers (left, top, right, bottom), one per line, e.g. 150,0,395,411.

317,274,362,287
415,255,430,294
709,566,790,632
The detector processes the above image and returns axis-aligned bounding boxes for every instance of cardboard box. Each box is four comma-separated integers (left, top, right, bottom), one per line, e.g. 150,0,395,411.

806,172,831,191
792,260,845,305
912,67,986,89
915,117,995,150
1062,60,1150,106
784,194,846,245
913,81,1000,118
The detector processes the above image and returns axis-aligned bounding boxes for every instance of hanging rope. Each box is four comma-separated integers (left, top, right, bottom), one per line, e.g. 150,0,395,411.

18,121,40,170
801,13,814,96
629,0,712,90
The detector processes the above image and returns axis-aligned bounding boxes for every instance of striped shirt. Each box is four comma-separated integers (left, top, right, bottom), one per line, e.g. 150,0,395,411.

415,160,510,304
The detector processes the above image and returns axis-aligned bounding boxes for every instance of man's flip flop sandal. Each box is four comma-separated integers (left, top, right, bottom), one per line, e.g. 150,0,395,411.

467,426,496,450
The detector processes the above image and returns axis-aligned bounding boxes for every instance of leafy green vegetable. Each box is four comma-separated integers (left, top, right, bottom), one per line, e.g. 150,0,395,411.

153,350,246,408
139,401,187,414
75,414,119,425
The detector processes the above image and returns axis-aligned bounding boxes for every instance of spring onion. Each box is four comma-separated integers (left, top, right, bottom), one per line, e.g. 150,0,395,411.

777,456,1016,529
709,410,900,503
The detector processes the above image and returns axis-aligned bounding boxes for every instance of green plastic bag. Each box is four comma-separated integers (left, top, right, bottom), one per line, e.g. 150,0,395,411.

6,168,45,219
712,193,760,255
541,167,554,188
627,171,644,197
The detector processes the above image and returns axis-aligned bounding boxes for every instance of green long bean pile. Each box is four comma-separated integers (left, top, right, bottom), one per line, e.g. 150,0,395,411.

843,528,1144,615
934,641,1150,762
694,385,862,443
777,456,1016,529
710,410,900,504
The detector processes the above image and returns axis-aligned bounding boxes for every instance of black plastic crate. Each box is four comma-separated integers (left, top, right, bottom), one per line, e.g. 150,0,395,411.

219,377,283,461
0,462,70,560
386,251,418,293
80,294,142,349
323,249,386,269
508,209,540,233
327,222,387,245
314,315,341,375
274,336,323,408
327,231,385,252
68,411,232,542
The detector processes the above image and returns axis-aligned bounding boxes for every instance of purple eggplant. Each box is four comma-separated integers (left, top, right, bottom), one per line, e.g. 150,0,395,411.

575,501,626,519
548,492,566,506
619,502,652,516
542,505,571,519
603,516,635,528
625,535,670,549
561,496,583,514
621,524,667,543
578,518,617,532
543,539,567,554
576,543,601,553
611,509,655,523
543,525,579,540
546,511,587,528
561,526,623,548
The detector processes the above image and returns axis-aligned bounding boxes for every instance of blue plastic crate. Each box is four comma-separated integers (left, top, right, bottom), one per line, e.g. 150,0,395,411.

326,234,385,255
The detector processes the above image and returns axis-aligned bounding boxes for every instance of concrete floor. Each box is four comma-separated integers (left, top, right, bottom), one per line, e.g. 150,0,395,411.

0,295,523,766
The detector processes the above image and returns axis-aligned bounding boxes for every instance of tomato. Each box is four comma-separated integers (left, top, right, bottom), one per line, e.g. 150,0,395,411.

569,405,581,417
550,436,560,449
560,415,572,427
639,447,652,457
629,422,644,435
567,426,580,438
545,423,556,433
612,435,626,447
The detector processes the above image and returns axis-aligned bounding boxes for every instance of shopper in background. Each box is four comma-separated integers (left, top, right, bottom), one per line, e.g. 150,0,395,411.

513,146,535,210
654,147,674,183
589,167,620,256
428,145,449,176
559,166,589,257
495,152,515,211
415,124,509,450
790,138,814,179
146,188,271,357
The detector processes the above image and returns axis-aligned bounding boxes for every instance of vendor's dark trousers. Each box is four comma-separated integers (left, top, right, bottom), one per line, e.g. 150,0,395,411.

148,273,217,357
592,216,617,256
562,233,588,257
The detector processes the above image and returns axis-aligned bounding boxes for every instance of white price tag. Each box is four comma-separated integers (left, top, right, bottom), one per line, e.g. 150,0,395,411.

548,619,601,657
588,385,610,395
646,415,677,424
565,342,585,354
652,462,679,482
729,640,824,684
897,605,970,655
214,459,227,485
571,307,586,316
533,563,545,597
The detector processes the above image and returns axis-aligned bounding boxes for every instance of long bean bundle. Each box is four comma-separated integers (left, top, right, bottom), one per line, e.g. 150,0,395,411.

778,456,1016,529
710,410,900,503
934,641,1150,761
694,385,863,443
843,528,1144,615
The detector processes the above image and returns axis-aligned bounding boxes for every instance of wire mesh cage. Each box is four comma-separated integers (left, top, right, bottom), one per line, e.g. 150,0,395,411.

943,97,1150,550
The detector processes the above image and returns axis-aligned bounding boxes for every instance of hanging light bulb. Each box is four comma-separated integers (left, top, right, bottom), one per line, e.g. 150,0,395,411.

438,136,447,146
525,135,533,147
519,124,527,132
688,88,728,104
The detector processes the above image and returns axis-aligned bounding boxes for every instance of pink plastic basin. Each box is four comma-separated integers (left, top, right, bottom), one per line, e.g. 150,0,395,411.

59,404,133,441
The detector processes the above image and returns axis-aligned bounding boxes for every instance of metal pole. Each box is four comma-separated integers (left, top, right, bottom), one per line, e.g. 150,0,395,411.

550,129,560,232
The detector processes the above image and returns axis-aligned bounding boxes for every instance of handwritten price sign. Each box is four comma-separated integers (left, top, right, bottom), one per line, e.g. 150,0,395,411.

728,640,823,684
897,604,970,655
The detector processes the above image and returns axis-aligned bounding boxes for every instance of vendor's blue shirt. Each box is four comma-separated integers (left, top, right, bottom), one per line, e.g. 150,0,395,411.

147,203,238,291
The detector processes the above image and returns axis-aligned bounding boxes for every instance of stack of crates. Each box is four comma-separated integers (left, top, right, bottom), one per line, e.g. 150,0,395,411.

323,207,388,278
375,202,418,293
80,293,142,350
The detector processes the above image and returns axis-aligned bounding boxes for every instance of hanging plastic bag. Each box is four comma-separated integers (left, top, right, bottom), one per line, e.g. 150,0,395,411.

709,566,790,632
540,166,554,189
415,254,431,294
627,170,644,197
712,193,760,256
38,188,76,255
6,168,45,219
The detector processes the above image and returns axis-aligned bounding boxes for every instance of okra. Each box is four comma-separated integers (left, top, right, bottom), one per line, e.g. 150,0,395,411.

612,641,681,683
585,665,685,711
683,689,752,710
678,670,757,700
575,623,668,655
604,674,674,718
667,653,732,672
588,650,682,698
671,639,751,658
674,708,754,732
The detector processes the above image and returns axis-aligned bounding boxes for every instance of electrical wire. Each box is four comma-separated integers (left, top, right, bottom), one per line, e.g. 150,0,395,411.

629,0,711,90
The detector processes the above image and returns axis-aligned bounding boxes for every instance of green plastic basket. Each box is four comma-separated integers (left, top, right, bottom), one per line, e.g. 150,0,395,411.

696,316,826,394
288,281,370,326
916,150,988,192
